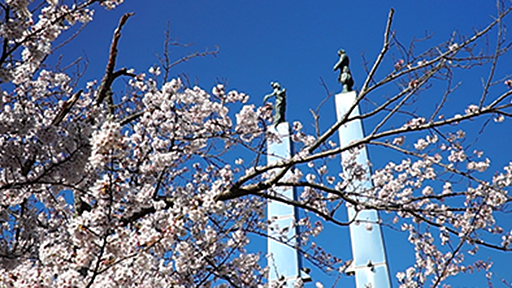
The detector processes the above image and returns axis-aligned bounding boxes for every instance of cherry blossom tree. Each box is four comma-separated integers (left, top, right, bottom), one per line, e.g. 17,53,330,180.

0,1,511,287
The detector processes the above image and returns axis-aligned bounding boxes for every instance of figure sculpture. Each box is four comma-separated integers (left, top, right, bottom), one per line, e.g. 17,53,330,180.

333,49,354,93
263,82,286,125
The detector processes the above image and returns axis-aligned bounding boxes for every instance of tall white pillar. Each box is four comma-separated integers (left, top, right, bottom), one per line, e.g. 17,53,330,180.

267,122,311,287
335,91,391,288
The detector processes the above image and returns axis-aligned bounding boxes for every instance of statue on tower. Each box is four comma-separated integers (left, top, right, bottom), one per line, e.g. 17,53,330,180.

334,49,354,93
263,82,286,126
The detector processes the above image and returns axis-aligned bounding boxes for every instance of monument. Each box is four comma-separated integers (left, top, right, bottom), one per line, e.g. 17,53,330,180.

265,82,311,287
334,50,391,288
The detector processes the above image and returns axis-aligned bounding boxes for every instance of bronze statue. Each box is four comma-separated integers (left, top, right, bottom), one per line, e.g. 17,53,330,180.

334,49,354,93
263,82,286,125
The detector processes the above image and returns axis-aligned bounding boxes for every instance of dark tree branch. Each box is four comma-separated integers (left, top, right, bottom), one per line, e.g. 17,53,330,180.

52,90,83,126
94,12,135,106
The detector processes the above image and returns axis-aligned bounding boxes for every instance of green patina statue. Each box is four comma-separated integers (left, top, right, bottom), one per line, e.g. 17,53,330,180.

334,49,354,93
263,82,286,125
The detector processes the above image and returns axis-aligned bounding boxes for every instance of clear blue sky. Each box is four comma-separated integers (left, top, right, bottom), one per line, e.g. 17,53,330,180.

52,1,512,287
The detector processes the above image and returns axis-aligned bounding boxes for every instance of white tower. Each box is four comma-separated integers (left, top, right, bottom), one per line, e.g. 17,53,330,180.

267,122,311,287
335,91,391,288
